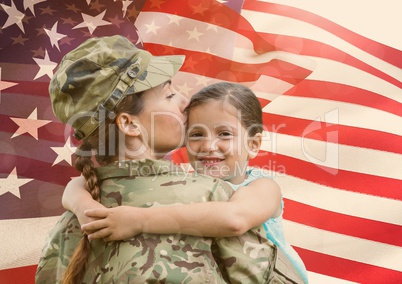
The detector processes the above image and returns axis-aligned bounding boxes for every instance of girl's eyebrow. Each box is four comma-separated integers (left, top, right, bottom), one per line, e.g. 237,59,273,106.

214,124,234,129
188,125,204,130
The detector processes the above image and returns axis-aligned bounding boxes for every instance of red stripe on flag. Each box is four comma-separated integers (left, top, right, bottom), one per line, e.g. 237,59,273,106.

296,247,402,284
172,149,402,201
142,0,275,54
262,113,402,155
250,154,402,201
254,59,312,85
243,0,402,69
171,147,189,166
144,43,260,81
284,199,402,247
285,80,402,117
257,33,402,89
0,265,37,284
0,153,78,185
3,81,50,97
143,43,312,84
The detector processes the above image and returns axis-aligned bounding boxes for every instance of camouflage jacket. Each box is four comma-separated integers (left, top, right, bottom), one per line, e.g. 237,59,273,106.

36,159,304,283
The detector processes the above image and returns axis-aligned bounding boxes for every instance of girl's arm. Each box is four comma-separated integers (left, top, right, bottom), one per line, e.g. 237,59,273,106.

82,177,281,241
62,176,106,226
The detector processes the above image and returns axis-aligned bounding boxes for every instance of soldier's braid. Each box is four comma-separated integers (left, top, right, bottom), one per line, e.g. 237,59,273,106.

78,143,101,203
62,93,144,283
63,142,100,284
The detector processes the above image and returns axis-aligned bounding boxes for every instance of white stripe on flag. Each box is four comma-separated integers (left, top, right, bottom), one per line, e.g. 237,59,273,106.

0,216,59,270
261,132,402,179
283,220,402,272
307,271,360,284
241,8,401,80
261,0,402,50
277,174,402,226
136,12,242,59
263,96,402,136
254,90,284,102
302,57,402,101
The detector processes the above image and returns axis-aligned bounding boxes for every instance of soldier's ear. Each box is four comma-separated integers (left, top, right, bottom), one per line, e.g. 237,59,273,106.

116,113,141,137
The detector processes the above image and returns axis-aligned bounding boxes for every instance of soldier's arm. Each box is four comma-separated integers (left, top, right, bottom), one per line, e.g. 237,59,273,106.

82,177,281,241
35,212,83,284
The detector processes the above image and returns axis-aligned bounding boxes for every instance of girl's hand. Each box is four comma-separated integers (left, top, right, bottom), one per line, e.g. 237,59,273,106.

62,175,106,228
75,201,105,230
81,206,143,242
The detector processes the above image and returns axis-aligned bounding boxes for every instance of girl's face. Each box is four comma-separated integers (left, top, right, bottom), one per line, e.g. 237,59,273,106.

186,99,260,184
136,81,189,158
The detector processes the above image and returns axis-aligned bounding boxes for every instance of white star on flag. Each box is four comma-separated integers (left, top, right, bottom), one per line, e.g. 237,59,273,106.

167,14,181,26
195,76,210,88
176,82,192,96
10,108,52,140
205,23,218,32
0,68,18,103
187,27,203,41
50,137,78,166
23,0,47,17
73,10,112,34
144,20,161,35
0,167,33,199
33,49,58,80
0,1,25,32
44,22,67,51
121,0,134,17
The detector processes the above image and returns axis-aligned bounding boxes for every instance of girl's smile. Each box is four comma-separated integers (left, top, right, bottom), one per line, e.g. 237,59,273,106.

198,156,225,167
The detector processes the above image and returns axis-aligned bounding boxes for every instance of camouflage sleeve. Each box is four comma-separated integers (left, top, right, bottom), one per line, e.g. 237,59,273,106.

209,180,305,284
206,180,270,283
35,211,82,284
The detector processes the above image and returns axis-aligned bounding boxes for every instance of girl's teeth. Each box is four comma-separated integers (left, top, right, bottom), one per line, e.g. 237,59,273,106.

201,159,222,165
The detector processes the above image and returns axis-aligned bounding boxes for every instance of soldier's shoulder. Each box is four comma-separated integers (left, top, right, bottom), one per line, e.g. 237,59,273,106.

182,172,223,184
182,173,232,192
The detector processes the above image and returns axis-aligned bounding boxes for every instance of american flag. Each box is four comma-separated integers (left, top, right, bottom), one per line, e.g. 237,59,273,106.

0,0,401,283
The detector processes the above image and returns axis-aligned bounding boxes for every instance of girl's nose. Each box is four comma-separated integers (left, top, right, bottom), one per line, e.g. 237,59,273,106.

200,137,218,152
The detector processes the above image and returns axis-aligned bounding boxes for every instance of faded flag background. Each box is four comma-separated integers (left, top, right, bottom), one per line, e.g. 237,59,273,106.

1,0,401,283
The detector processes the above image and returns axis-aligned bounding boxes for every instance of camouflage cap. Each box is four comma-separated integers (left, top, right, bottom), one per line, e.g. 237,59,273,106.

49,35,185,140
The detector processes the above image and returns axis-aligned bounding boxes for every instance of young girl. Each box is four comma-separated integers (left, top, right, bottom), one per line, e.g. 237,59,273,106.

64,82,309,283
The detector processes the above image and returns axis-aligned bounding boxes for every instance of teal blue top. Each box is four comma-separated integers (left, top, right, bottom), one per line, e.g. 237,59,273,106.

228,168,309,283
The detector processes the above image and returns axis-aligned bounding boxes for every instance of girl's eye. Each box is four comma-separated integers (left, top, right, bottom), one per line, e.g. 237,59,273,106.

219,131,233,137
188,132,203,139
166,93,176,99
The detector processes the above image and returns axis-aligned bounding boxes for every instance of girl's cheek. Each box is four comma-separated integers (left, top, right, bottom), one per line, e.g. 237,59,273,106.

218,141,232,154
186,142,198,155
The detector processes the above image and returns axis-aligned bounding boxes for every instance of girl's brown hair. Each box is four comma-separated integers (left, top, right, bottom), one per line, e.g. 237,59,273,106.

62,92,144,284
186,82,263,136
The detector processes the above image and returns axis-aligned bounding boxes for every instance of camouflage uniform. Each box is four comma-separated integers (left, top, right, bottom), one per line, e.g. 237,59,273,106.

36,159,304,283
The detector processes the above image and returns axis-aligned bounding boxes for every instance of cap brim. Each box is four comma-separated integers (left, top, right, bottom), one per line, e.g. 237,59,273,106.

132,55,185,93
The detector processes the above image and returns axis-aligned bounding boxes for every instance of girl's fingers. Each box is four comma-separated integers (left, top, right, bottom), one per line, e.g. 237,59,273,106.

81,219,107,231
87,228,111,240
84,208,108,218
103,236,112,242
